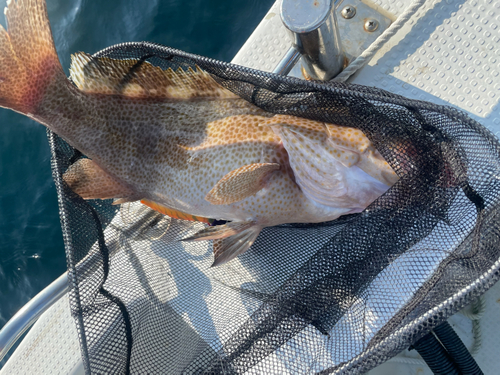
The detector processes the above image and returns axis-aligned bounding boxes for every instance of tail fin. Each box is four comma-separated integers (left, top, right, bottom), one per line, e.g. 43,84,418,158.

0,0,64,114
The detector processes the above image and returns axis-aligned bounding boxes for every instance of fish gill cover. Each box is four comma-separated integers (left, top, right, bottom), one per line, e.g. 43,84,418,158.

48,42,500,374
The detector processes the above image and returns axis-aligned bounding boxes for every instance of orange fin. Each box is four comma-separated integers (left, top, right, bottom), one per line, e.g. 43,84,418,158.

63,159,135,200
205,163,280,205
140,199,214,224
69,52,238,100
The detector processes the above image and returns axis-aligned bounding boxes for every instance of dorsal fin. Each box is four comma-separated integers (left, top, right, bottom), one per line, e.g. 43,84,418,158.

69,52,238,100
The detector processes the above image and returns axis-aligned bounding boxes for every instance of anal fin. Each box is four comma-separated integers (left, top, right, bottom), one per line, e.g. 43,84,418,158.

63,159,135,201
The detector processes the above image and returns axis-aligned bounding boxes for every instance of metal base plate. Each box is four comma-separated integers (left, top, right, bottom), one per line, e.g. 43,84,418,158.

337,0,394,63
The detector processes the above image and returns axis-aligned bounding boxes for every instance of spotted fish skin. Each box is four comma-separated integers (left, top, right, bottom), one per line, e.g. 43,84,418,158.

0,0,398,265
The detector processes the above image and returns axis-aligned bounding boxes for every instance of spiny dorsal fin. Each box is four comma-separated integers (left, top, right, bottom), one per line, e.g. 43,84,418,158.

69,52,238,100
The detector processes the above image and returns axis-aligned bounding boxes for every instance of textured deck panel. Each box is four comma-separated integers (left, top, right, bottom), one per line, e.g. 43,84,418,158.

231,1,290,72
353,0,500,136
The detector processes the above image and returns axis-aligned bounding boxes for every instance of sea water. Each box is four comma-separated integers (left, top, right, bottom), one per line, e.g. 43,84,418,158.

0,0,273,330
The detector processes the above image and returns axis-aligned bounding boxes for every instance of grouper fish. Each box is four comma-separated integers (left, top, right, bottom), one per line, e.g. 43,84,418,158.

0,0,399,265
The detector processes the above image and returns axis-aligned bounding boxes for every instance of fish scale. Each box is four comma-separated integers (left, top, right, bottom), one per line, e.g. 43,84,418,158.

0,0,398,266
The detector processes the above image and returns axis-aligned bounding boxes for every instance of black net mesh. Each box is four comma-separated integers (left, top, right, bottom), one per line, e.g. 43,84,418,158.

49,42,500,374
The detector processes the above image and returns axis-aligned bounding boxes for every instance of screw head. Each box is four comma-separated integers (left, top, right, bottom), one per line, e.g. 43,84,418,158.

341,6,356,19
364,19,379,32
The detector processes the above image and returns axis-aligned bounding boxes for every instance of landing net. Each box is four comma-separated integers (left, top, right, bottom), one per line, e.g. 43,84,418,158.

49,42,500,374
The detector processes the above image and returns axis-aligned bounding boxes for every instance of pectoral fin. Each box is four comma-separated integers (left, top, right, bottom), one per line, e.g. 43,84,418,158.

205,163,280,205
63,159,135,201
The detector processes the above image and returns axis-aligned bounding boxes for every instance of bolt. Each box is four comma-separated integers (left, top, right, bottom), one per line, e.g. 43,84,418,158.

364,19,379,32
341,6,356,19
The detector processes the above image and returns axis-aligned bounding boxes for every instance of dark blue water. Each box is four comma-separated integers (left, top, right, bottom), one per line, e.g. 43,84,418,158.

0,0,273,329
